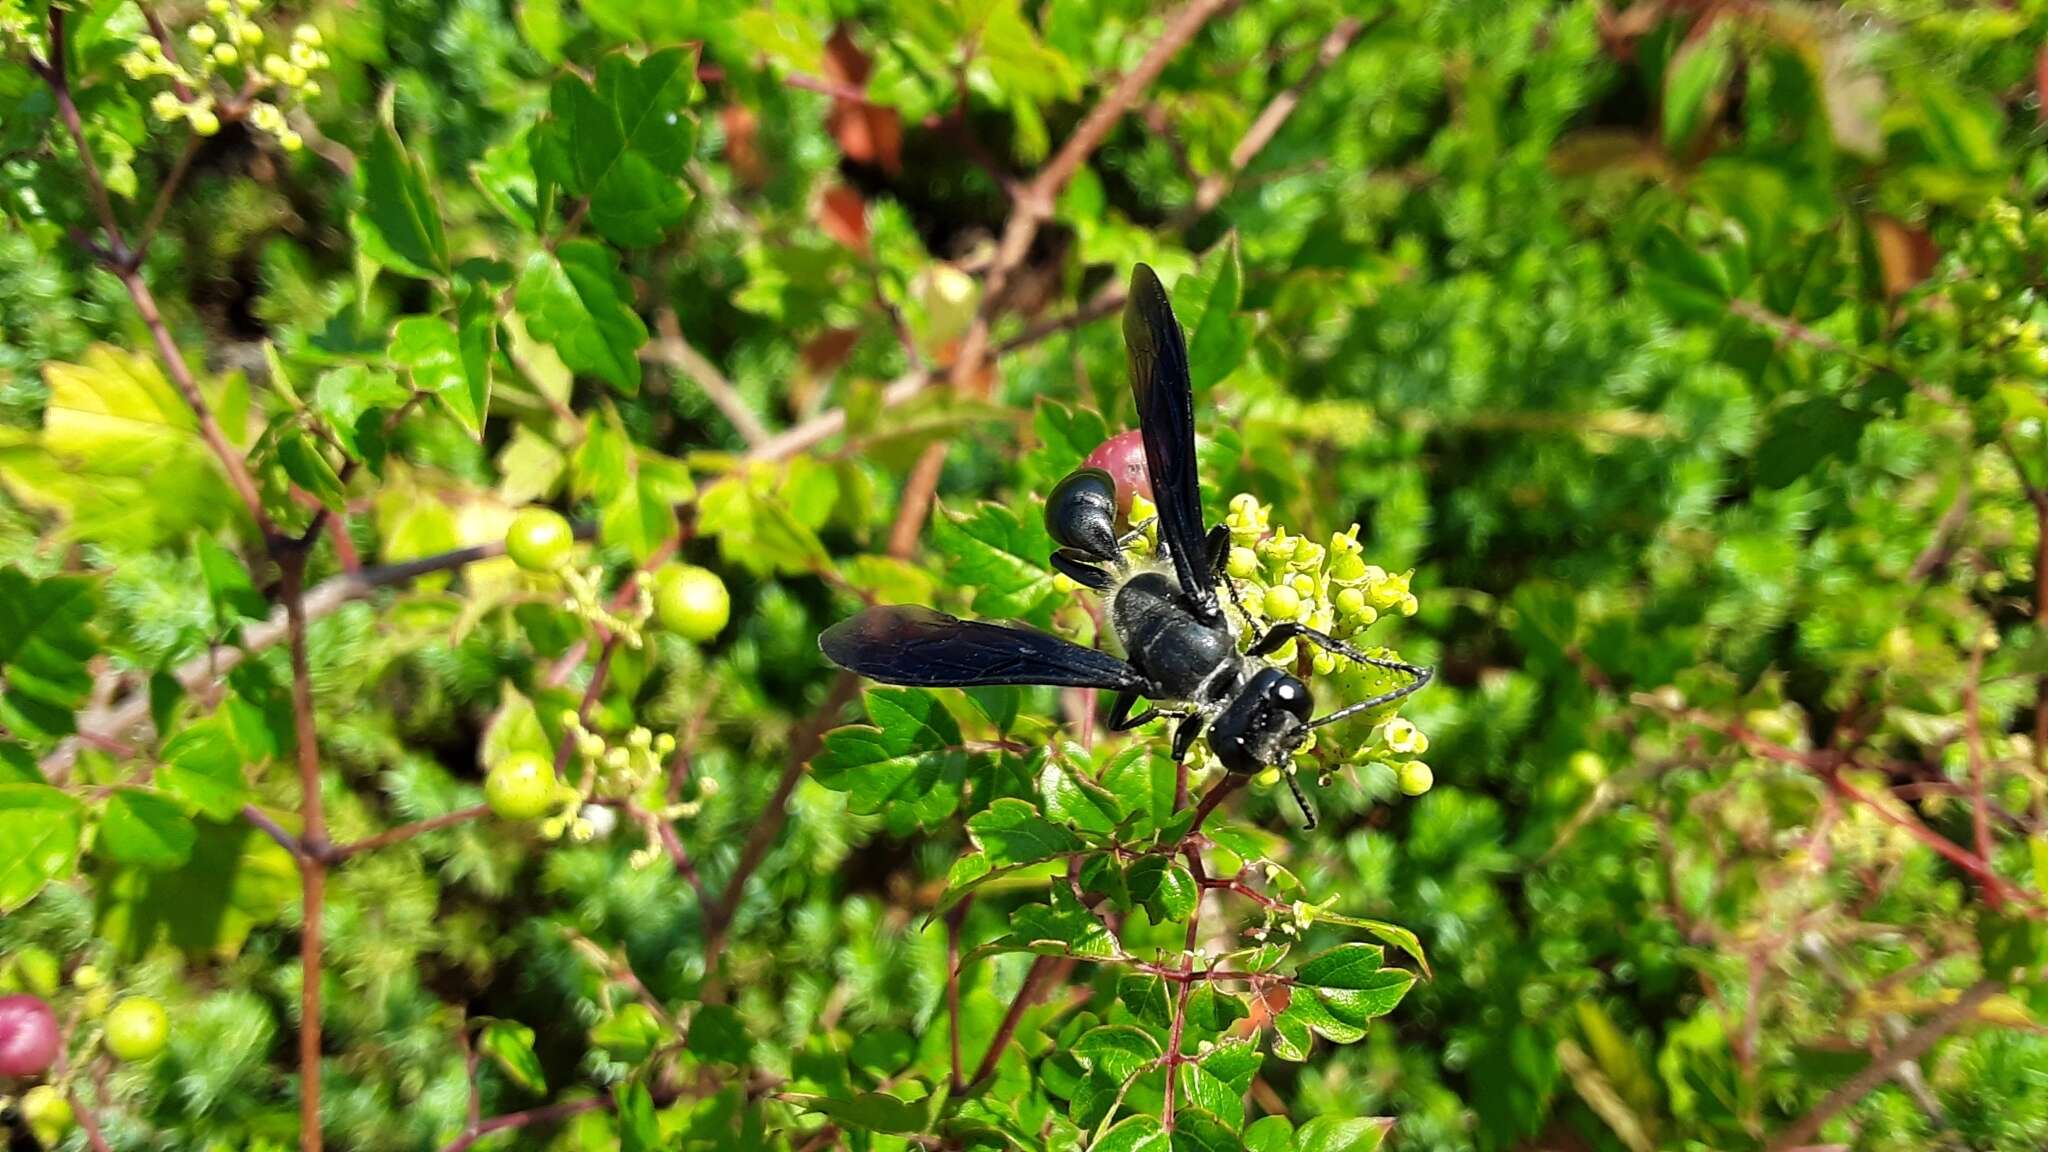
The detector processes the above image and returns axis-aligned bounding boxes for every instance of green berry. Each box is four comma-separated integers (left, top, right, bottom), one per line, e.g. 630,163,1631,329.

1262,584,1301,620
21,1084,73,1144
1396,761,1433,797
13,946,59,997
103,995,169,1062
653,564,731,642
486,752,560,820
505,507,574,572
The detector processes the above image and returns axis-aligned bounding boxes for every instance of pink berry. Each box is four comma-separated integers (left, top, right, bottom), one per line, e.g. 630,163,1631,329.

0,993,60,1078
1083,430,1152,516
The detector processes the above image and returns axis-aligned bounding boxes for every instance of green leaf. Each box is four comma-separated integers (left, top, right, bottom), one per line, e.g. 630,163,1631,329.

5,347,243,547
1637,225,1732,322
1168,1110,1240,1152
479,1019,546,1094
94,815,297,960
1300,911,1431,979
99,788,197,870
1242,1116,1292,1152
534,48,699,247
1293,1117,1391,1152
1039,756,1124,837
685,1002,750,1065
354,111,449,280
615,1082,660,1152
516,241,648,393
974,884,1120,961
1755,395,1866,489
390,316,482,437
1072,1025,1162,1080
1178,1063,1244,1129
0,568,98,742
313,365,410,464
277,428,346,513
1663,29,1732,154
968,797,1085,866
1186,986,1250,1035
195,535,266,625
1126,856,1197,922
1185,236,1248,391
158,717,253,820
812,689,969,825
1092,1116,1170,1152
1315,968,1415,1028
599,471,680,564
590,1003,665,1063
0,784,84,912
784,1091,940,1136
1293,944,1386,989
931,501,1061,622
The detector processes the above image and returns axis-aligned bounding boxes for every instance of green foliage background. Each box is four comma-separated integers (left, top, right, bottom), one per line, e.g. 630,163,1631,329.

4,0,2048,1150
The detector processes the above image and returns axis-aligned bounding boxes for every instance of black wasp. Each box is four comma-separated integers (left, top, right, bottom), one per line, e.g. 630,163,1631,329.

821,264,1433,827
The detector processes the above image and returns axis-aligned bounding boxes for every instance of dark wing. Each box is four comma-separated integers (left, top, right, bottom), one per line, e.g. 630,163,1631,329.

1124,264,1220,621
820,605,1151,691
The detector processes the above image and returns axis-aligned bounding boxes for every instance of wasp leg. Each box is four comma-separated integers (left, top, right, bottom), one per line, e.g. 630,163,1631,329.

1284,768,1318,830
1115,517,1158,551
1206,524,1262,642
1052,548,1118,592
1108,690,1161,731
1252,622,1437,729
1171,715,1206,762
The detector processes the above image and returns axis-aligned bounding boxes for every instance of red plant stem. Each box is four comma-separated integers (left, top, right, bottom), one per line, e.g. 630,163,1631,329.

328,804,492,861
946,898,971,1092
1764,979,2000,1152
436,1098,610,1152
964,954,1056,1089
1963,642,1998,901
281,551,327,1152
704,671,859,970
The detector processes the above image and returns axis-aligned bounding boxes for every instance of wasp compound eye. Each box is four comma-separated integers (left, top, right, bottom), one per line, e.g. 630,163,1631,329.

1046,467,1121,562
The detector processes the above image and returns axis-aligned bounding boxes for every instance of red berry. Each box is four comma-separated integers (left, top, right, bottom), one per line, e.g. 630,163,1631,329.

0,993,60,1078
1083,429,1151,516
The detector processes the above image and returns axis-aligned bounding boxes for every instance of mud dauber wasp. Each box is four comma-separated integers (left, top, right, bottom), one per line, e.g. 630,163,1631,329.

821,264,1433,827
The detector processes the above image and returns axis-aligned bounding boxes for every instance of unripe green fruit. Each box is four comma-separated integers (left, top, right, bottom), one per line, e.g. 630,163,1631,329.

1396,761,1433,797
13,947,59,998
21,1084,74,1144
103,995,169,1062
486,752,560,820
505,508,575,572
1262,585,1301,620
653,564,731,642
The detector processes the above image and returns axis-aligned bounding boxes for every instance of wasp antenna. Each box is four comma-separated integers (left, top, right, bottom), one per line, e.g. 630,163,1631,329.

1285,769,1317,831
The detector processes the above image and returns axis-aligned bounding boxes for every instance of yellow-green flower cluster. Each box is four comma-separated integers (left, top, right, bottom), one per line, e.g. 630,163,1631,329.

554,712,710,868
121,2,326,150
1076,490,1431,793
558,566,656,649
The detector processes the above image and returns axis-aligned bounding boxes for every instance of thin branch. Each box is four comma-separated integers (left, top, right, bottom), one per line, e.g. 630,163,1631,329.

1175,17,1367,225
47,537,531,778
1963,640,1998,903
1764,980,2000,1152
328,804,491,861
964,954,1057,1090
704,672,859,968
946,898,971,1092
887,0,1238,557
243,803,307,859
280,551,327,1152
436,1098,610,1152
134,136,201,261
648,309,770,447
